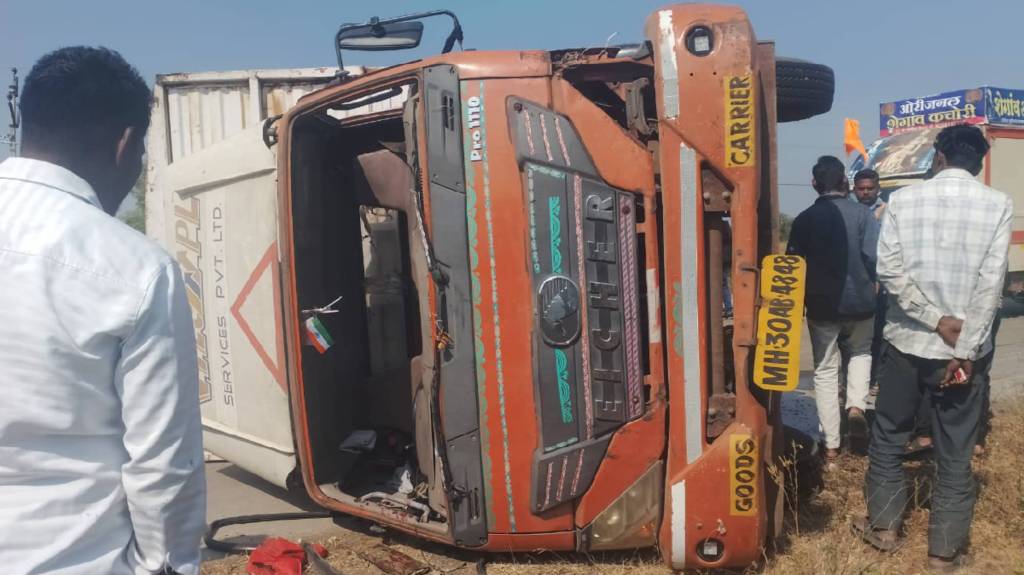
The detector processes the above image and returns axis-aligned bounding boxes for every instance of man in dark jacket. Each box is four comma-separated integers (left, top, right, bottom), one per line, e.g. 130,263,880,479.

788,155,879,461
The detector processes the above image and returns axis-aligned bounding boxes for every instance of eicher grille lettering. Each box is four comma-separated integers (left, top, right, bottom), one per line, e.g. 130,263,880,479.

725,74,756,168
584,189,626,423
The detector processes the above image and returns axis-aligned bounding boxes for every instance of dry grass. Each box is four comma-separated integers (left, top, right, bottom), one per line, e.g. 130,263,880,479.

202,401,1024,575
760,399,1024,575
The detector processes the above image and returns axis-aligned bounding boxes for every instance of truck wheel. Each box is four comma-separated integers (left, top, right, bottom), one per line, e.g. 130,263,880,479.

776,58,834,123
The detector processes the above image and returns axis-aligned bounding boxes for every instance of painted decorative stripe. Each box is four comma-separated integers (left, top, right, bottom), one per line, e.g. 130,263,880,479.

647,268,662,344
539,113,555,162
462,80,495,528
555,455,569,501
670,480,687,567
679,144,703,465
573,174,595,439
543,461,554,509
554,348,573,423
479,82,517,530
570,448,585,496
619,194,642,419
526,164,568,275
544,436,580,453
528,163,567,178
657,10,680,119
527,168,541,274
554,116,572,166
671,281,684,356
549,196,563,274
522,109,536,156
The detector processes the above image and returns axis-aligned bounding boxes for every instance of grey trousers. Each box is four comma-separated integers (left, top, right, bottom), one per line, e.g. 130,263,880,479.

914,313,1000,444
865,342,991,558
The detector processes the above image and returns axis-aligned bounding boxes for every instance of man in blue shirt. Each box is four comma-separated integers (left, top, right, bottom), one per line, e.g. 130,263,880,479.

853,168,887,395
853,168,885,219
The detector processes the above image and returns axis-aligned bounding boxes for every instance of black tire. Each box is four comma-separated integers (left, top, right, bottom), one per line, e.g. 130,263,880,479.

776,58,834,123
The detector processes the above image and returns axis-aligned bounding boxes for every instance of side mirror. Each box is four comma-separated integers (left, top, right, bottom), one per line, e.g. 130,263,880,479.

335,11,463,76
336,20,424,52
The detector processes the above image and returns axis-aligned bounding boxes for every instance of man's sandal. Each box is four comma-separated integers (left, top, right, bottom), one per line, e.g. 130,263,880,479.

823,448,840,471
851,517,901,552
847,408,869,455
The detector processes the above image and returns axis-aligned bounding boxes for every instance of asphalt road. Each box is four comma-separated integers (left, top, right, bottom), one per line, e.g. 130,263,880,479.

784,313,1024,441
203,315,1024,560
987,309,1024,399
202,462,336,561
795,310,1024,394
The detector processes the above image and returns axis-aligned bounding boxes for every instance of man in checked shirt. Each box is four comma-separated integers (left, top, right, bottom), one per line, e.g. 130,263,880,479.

853,125,1012,572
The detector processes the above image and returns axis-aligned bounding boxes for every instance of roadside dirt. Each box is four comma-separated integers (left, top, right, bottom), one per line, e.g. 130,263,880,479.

202,399,1024,575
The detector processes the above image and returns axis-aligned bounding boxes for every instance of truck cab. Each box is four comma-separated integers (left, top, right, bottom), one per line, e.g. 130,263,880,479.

148,5,833,570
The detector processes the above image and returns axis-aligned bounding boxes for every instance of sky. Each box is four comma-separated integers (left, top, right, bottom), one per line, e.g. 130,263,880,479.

2,0,1022,215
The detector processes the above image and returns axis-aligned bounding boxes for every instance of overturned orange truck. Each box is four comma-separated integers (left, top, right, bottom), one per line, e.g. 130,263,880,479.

148,4,832,570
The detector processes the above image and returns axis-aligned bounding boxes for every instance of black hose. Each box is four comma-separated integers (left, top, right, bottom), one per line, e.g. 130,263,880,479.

204,511,335,554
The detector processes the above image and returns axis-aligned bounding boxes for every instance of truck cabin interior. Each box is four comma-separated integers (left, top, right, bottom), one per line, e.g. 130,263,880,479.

287,81,450,531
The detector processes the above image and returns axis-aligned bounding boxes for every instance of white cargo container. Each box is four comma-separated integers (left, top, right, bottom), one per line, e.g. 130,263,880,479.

146,67,407,488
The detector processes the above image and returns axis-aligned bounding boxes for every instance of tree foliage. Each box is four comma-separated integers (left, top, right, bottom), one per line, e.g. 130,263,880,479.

779,213,794,245
118,162,146,233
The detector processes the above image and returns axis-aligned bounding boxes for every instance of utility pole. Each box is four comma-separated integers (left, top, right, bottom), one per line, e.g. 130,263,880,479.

4,68,19,156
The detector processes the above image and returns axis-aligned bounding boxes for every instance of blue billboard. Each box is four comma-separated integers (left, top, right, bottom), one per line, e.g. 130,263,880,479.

879,89,986,136
986,87,1024,127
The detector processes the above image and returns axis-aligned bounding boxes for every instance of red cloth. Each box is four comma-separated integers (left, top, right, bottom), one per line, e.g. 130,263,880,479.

246,537,328,575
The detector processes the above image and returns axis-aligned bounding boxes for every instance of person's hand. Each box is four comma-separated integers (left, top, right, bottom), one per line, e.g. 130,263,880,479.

941,358,973,388
936,316,963,347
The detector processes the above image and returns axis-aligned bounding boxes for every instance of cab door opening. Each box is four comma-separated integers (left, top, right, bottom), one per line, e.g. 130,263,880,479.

286,83,449,533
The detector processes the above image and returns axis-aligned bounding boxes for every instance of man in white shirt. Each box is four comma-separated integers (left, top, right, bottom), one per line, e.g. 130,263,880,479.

0,47,205,574
854,125,1011,572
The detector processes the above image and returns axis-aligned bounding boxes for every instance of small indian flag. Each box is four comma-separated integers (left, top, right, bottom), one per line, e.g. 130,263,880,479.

305,316,334,354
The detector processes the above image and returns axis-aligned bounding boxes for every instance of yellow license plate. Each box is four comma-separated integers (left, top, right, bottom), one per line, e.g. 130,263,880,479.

753,254,806,391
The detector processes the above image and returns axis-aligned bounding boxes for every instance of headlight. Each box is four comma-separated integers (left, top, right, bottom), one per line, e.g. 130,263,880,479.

581,462,663,551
